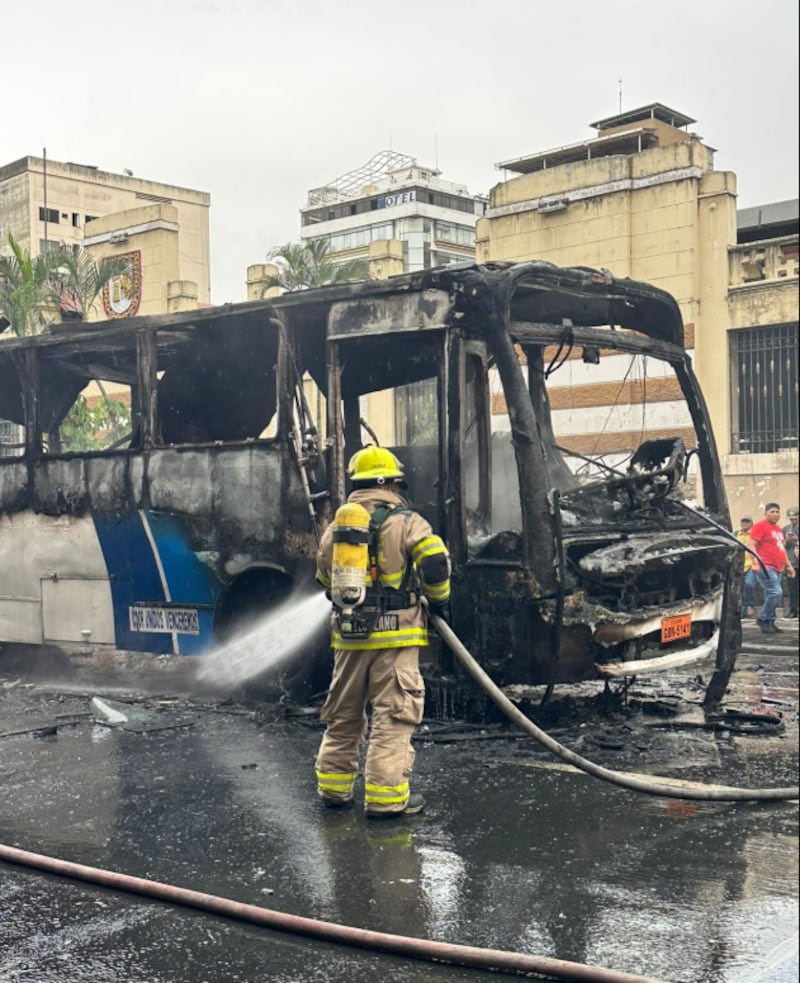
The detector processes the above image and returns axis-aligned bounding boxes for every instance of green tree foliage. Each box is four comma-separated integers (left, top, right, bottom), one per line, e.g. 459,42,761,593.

0,234,56,336
1,234,134,451
45,245,130,324
262,238,368,294
0,233,129,336
59,394,131,452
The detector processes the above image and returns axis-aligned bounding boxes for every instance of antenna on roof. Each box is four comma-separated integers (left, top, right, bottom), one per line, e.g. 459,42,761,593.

618,77,623,113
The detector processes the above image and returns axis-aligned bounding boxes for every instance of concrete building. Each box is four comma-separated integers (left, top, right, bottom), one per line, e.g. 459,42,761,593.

0,155,211,320
0,155,212,455
248,150,487,296
476,103,798,512
302,149,487,274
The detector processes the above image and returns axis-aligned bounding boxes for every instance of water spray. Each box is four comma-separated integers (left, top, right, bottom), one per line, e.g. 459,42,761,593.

195,591,330,693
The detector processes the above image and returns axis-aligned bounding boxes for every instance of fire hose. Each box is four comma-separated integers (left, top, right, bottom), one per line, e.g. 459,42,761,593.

425,603,799,802
0,612,794,983
0,842,670,983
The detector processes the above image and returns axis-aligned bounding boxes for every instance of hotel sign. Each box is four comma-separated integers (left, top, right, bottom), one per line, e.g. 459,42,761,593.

378,190,416,209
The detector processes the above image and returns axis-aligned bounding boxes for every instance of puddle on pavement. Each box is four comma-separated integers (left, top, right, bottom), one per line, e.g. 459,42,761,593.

1,627,797,983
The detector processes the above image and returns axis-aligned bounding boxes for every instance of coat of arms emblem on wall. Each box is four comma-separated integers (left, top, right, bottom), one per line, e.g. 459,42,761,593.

102,250,142,318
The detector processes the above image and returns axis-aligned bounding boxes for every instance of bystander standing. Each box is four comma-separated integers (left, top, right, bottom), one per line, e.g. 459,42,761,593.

750,503,795,633
736,516,757,618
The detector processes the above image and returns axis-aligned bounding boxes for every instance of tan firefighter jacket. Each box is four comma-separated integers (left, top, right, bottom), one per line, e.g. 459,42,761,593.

316,486,451,650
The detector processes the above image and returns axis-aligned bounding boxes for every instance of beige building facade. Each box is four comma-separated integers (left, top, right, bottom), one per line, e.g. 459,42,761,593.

0,155,211,320
0,156,212,452
476,104,798,514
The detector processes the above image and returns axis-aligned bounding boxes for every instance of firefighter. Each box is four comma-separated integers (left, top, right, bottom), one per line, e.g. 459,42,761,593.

314,445,451,817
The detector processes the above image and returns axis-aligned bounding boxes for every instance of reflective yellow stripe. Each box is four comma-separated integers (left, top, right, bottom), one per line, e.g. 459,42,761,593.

425,582,450,602
380,570,404,588
331,627,429,650
316,571,332,588
316,770,357,794
412,537,446,563
365,780,410,805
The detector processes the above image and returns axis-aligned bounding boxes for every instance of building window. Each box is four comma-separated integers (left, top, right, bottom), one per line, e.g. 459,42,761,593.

38,206,59,224
434,221,475,246
731,323,798,453
327,223,393,252
0,419,24,458
395,379,437,444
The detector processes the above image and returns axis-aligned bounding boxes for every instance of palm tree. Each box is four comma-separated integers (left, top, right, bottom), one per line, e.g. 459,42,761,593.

0,234,56,336
44,245,130,323
261,238,368,294
0,234,129,336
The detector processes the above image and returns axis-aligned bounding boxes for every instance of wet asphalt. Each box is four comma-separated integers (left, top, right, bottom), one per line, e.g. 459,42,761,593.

0,621,797,983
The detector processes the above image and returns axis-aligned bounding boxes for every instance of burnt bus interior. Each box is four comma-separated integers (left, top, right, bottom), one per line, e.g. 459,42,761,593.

0,262,742,710
310,264,740,705
0,303,330,651
0,314,285,454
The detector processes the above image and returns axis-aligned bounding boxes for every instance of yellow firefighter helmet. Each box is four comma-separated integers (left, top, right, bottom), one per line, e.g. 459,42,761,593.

347,446,404,483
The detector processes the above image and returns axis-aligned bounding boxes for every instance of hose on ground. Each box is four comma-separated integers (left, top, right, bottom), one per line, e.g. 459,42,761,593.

427,608,798,802
0,843,669,983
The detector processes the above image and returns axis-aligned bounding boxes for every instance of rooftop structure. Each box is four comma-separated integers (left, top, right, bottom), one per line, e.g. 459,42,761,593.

496,102,709,176
297,150,487,275
305,150,471,210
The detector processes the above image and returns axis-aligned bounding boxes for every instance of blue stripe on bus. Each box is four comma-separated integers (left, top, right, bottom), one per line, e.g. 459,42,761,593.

142,510,219,655
93,512,172,654
92,511,221,656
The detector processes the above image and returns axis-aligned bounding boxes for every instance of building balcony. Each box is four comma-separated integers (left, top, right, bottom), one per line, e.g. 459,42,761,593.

728,235,799,287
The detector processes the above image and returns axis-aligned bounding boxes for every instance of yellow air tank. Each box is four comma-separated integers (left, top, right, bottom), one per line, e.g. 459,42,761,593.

330,502,372,612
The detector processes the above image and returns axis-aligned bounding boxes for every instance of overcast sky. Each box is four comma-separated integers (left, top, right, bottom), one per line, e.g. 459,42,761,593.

4,0,798,304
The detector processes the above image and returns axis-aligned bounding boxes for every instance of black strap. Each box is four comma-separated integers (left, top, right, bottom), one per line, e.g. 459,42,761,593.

362,587,417,610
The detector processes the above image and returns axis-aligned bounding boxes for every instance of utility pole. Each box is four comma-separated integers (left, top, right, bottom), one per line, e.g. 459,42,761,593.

43,147,48,248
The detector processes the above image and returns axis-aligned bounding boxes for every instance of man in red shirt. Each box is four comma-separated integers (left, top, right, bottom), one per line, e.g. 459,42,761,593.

750,503,796,633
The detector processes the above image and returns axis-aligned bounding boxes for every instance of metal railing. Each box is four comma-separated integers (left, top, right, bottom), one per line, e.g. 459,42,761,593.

730,324,799,453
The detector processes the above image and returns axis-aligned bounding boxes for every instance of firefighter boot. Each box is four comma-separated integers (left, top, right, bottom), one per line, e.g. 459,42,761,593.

367,793,426,819
322,795,354,810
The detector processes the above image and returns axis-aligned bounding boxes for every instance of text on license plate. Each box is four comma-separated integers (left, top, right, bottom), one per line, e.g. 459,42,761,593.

661,614,692,644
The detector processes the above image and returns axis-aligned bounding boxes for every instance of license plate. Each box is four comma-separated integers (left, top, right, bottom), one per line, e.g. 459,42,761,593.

661,614,691,644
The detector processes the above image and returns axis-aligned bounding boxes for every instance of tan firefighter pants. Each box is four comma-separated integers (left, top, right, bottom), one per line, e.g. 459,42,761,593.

315,646,425,815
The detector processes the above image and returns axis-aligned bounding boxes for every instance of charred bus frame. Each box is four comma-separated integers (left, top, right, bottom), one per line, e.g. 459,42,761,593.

0,262,742,710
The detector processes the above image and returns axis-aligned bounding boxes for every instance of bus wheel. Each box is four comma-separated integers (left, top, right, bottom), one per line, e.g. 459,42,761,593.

213,568,293,644
212,568,330,706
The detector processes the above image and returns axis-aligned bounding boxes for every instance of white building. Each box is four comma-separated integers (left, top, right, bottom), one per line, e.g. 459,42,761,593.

300,150,487,272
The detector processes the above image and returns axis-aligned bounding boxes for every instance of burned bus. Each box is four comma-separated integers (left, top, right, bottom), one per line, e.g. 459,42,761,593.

0,261,741,708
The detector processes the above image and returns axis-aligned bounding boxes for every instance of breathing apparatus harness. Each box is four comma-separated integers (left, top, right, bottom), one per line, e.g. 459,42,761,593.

330,501,415,640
